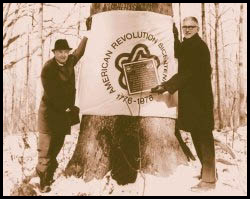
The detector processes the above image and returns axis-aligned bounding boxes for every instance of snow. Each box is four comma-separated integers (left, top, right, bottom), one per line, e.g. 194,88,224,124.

3,126,247,196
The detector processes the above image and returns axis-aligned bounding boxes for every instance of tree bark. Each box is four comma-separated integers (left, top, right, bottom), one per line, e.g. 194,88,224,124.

201,3,207,43
35,3,44,128
220,20,229,128
214,3,223,130
178,3,183,42
238,3,247,126
66,3,187,185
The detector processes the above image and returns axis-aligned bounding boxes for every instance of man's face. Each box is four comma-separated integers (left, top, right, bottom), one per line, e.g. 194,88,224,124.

54,49,70,64
182,19,199,39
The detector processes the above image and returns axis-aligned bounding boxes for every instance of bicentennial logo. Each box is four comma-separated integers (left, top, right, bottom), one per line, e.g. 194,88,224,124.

115,44,160,93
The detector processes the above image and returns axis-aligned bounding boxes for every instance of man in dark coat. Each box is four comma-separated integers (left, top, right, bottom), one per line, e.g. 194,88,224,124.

36,36,88,192
151,17,216,191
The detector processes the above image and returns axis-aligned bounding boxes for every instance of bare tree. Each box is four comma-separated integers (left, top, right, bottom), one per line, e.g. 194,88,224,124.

220,20,230,127
178,3,182,41
3,3,37,70
201,3,207,43
238,3,247,125
214,3,223,130
34,3,45,125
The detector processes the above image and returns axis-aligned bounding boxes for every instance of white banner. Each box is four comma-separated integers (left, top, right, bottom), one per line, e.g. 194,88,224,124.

78,11,178,118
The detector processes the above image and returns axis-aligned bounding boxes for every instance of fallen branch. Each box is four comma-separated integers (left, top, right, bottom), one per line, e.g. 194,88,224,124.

216,158,235,165
214,138,236,159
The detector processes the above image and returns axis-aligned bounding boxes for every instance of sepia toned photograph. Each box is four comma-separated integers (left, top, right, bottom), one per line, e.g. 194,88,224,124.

3,3,247,196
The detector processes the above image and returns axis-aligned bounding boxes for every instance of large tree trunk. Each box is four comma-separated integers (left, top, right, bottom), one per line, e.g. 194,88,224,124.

66,3,187,185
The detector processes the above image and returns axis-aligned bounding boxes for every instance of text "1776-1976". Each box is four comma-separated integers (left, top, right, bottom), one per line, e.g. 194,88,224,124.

116,94,153,104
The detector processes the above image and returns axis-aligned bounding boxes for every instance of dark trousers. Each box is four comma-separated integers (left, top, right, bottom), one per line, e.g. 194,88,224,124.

190,128,216,183
36,133,66,178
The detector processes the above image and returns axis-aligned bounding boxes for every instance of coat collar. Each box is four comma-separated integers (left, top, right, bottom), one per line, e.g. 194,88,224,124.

56,60,64,67
52,57,74,79
53,57,66,72
183,33,200,44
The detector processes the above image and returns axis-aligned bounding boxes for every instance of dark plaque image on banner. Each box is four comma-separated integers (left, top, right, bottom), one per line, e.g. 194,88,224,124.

123,59,160,95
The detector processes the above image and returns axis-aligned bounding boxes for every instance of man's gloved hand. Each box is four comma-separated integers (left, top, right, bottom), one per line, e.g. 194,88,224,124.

151,85,166,94
173,23,179,39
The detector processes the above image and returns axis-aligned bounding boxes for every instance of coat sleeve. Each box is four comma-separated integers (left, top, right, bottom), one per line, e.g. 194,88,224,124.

163,42,212,95
71,36,88,66
162,72,192,94
41,66,68,112
174,37,182,59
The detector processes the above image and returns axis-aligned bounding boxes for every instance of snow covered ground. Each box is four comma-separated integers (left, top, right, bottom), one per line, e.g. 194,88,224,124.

3,126,247,196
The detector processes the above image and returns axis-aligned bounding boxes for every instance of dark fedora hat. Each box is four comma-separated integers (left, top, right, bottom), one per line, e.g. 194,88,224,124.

52,39,72,51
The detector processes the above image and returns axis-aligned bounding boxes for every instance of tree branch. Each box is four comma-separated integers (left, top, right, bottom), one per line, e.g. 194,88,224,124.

3,45,40,71
3,34,22,50
43,3,60,9
3,3,12,28
208,23,215,31
218,7,232,20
